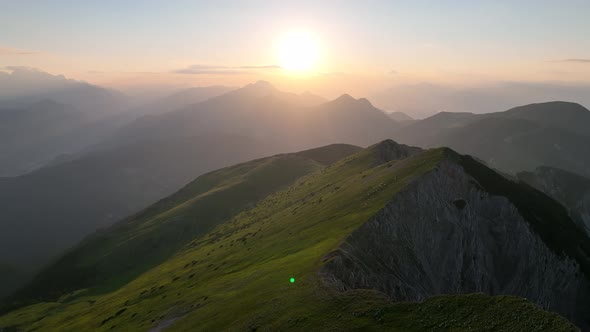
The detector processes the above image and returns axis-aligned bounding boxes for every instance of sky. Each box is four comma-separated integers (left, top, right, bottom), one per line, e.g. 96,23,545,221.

1,0,590,97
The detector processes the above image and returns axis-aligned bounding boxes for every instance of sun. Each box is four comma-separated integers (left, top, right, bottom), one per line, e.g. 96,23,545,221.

277,31,320,73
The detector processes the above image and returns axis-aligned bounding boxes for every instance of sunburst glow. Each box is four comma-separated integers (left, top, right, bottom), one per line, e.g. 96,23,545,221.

277,31,320,73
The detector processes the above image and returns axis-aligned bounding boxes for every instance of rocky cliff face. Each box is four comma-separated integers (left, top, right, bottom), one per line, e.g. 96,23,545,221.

322,159,590,328
518,166,590,236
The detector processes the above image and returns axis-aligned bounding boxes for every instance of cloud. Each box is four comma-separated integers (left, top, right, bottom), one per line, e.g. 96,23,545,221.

0,47,40,56
4,66,45,72
174,68,245,75
237,65,281,69
388,70,399,75
556,58,590,63
173,64,281,75
173,65,234,75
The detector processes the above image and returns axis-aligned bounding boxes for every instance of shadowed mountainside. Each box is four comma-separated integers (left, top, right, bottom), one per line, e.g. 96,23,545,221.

518,166,590,236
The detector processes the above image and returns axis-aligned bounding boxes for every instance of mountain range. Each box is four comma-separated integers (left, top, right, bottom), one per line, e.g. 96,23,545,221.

107,81,396,150
1,75,590,330
1,140,586,330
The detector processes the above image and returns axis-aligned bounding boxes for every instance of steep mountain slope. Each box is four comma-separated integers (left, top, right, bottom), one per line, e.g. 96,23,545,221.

1,141,585,331
393,101,590,176
6,144,361,306
518,166,590,235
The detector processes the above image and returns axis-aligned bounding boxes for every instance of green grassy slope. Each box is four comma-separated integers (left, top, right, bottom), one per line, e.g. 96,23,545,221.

0,143,577,331
4,144,361,310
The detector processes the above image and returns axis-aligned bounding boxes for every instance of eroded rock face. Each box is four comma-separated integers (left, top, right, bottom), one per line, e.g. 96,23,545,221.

322,160,590,328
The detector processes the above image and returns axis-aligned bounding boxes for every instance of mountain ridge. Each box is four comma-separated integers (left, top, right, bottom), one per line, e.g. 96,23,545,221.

1,140,586,330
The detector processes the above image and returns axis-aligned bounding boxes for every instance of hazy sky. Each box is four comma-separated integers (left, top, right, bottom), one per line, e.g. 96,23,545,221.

1,0,590,96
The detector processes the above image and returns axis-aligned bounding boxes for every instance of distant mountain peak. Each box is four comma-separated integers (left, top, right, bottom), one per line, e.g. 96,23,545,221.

234,80,279,98
251,80,276,89
334,93,355,102
329,95,375,109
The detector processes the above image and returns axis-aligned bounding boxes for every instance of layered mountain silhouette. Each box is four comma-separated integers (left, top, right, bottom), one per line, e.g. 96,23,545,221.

392,101,590,177
1,140,585,330
0,69,240,176
109,81,398,150
0,82,400,297
0,67,128,114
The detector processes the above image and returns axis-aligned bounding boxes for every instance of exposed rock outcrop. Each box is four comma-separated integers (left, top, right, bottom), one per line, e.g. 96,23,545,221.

370,139,422,165
322,159,590,329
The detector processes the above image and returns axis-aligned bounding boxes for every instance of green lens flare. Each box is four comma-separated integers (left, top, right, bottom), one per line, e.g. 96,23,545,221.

290,277,295,283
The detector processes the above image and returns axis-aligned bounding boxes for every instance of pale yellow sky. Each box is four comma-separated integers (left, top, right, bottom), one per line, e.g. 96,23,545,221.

2,1,590,98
